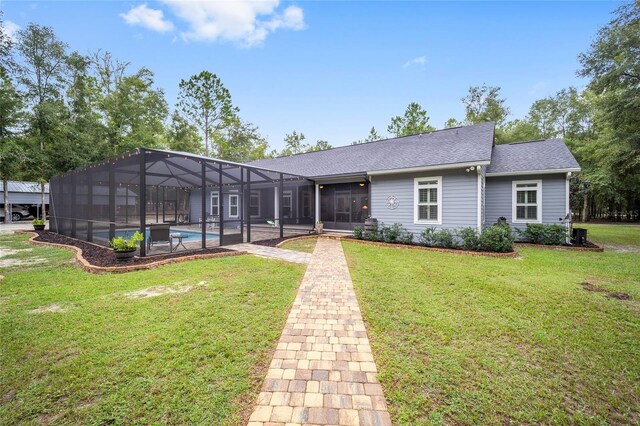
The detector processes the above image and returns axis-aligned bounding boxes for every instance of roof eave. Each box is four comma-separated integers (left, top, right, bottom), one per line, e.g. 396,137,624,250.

367,160,491,176
486,167,581,177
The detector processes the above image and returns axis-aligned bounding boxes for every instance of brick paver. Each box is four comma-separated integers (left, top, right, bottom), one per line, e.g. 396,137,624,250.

227,243,312,264
247,238,391,426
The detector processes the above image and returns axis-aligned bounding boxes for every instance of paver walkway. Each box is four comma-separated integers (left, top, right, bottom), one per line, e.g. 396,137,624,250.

227,243,312,264
248,238,391,426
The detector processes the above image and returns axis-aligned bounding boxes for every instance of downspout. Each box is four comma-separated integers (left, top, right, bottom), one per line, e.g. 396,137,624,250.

477,165,482,232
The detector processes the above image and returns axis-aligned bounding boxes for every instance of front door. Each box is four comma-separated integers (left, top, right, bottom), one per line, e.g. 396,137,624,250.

319,182,369,230
335,191,351,225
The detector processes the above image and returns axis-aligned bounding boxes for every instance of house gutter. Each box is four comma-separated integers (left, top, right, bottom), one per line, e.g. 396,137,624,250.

486,167,581,177
367,161,491,176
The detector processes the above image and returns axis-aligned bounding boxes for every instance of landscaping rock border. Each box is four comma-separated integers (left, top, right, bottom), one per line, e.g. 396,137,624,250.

20,231,246,274
339,236,520,258
515,242,604,252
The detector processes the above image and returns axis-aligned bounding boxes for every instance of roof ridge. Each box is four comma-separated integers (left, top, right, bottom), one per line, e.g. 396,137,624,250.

265,122,495,160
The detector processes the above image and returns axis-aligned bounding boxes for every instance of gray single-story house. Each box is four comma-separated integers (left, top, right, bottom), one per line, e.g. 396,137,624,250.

49,122,580,254
248,122,580,235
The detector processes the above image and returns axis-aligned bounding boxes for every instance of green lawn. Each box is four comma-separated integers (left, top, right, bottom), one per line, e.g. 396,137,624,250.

0,233,305,425
344,234,640,425
280,236,318,253
576,222,640,249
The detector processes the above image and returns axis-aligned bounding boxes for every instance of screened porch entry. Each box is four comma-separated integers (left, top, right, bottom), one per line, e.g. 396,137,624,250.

49,149,316,256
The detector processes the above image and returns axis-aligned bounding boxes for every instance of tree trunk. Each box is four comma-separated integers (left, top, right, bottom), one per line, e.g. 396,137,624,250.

3,178,11,224
582,194,589,222
41,182,46,221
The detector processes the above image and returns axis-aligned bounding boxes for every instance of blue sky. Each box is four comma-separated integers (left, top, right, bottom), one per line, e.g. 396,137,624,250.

1,1,620,150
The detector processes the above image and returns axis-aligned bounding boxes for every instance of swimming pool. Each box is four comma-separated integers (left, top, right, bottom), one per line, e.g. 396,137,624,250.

95,229,219,240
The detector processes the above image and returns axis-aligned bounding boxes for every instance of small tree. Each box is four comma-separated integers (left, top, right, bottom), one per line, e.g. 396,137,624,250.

307,139,332,152
279,131,309,156
165,111,203,155
177,71,238,156
387,102,435,137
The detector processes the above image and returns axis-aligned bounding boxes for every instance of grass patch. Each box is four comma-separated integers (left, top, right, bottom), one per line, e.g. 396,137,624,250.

344,240,640,425
576,223,640,249
0,233,304,425
279,237,317,253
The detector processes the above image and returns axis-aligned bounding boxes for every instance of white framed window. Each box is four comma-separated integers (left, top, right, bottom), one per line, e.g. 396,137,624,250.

282,190,292,218
249,191,260,217
302,191,311,218
229,194,239,218
414,176,442,225
210,193,219,216
512,180,542,223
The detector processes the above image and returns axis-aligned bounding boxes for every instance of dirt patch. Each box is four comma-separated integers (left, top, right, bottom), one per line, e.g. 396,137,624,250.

599,243,640,253
29,303,67,314
0,247,46,268
125,281,207,299
0,247,32,257
580,281,607,293
580,281,632,300
606,292,632,300
32,231,233,267
0,257,48,268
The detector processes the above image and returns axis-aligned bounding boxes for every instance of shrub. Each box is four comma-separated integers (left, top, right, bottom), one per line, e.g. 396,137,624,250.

517,223,545,244
419,227,437,246
518,223,568,245
379,223,412,244
480,225,515,252
433,229,457,249
353,226,364,240
363,230,380,242
398,230,414,245
541,224,568,245
458,227,481,251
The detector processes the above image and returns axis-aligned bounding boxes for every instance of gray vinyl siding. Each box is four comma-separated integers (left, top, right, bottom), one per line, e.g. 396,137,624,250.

484,173,567,229
480,166,486,228
370,168,478,236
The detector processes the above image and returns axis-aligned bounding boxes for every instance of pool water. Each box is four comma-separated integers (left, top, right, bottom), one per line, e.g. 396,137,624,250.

96,229,219,240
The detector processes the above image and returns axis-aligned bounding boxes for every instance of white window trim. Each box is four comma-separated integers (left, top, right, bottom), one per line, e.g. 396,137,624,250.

282,190,293,207
414,176,442,225
210,193,219,216
229,194,239,218
512,179,542,224
250,191,260,218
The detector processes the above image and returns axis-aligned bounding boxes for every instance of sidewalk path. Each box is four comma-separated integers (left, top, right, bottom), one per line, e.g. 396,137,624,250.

248,238,391,426
227,243,311,264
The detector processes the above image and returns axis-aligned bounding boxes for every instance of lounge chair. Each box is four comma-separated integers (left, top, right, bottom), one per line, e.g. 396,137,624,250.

147,224,171,251
198,215,219,230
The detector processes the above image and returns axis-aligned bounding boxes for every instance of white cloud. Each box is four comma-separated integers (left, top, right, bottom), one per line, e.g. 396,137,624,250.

403,56,427,70
120,4,174,33
2,20,20,42
161,0,305,46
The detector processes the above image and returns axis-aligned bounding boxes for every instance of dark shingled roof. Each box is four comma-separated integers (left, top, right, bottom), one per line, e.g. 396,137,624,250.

249,122,495,178
486,139,580,175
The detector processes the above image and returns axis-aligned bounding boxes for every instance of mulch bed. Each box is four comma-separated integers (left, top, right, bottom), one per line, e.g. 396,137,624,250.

31,231,236,268
515,240,604,252
342,236,519,258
